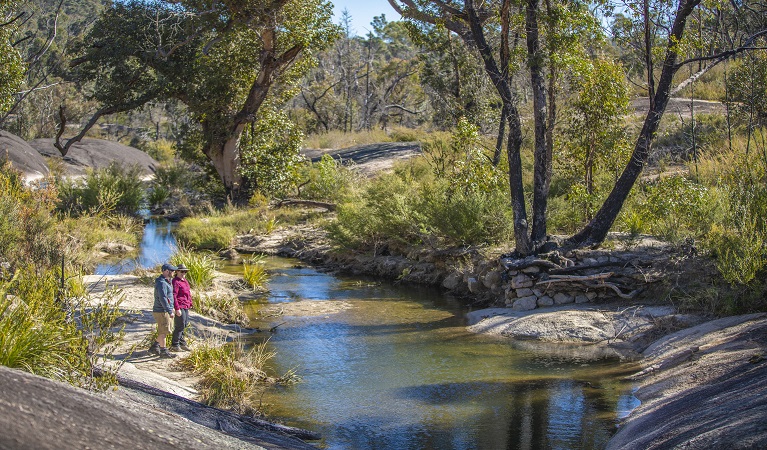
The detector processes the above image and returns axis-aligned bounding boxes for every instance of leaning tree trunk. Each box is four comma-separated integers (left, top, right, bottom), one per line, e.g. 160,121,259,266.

567,0,702,247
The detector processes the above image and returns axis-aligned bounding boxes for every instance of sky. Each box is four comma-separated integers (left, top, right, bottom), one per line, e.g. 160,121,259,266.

331,0,402,36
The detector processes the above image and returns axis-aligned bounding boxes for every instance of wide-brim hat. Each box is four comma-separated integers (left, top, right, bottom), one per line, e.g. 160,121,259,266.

176,264,190,272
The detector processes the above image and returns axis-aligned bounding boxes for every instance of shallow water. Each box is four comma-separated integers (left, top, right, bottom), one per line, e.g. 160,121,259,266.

238,260,641,450
94,218,177,275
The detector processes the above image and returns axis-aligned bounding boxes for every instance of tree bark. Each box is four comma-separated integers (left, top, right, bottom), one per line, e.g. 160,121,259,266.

526,0,550,245
467,0,531,254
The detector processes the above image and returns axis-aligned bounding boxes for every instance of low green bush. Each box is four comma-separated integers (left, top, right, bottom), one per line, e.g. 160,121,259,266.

57,163,145,217
175,217,236,251
242,256,268,290
0,268,125,389
298,154,361,202
177,337,298,415
171,248,218,289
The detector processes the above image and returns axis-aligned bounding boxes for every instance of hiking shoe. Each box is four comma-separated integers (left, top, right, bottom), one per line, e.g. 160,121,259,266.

169,345,182,352
148,342,160,355
179,344,191,351
159,348,176,358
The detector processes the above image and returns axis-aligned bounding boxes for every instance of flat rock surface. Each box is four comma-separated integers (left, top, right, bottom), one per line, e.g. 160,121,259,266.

606,313,767,449
0,364,314,450
302,142,421,177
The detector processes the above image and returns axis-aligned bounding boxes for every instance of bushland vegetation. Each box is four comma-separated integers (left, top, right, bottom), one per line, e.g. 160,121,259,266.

0,161,130,389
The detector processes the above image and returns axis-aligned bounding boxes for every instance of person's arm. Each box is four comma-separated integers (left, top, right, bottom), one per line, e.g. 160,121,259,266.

163,281,175,314
172,279,181,311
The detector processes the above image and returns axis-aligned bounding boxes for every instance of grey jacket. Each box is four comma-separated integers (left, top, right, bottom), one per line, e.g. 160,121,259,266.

153,275,174,314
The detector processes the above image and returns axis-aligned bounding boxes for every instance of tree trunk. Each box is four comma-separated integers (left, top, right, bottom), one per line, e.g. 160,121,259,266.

205,128,245,201
526,0,550,245
568,0,702,247
467,0,531,254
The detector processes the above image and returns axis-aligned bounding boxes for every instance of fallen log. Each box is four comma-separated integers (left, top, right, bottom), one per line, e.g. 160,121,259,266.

276,199,336,211
537,273,614,284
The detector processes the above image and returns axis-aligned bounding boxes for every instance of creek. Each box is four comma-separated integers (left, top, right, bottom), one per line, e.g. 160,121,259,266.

94,218,177,275
113,220,640,449
227,259,640,450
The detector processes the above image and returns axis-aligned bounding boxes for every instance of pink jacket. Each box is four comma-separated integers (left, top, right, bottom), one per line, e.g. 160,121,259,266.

172,276,192,310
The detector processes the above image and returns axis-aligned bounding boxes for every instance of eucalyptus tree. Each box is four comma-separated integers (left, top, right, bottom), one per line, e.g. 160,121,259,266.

414,22,498,133
55,0,339,201
1,0,110,137
297,14,424,133
568,0,767,246
389,0,604,254
359,17,425,130
389,0,545,254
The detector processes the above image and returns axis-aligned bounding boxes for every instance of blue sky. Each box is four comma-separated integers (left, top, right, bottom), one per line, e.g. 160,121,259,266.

331,0,401,35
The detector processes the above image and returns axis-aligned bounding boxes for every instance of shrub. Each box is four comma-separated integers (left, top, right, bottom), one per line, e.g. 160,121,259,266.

299,154,360,202
0,161,61,271
0,268,126,389
57,163,145,217
175,217,236,251
177,337,298,415
141,139,176,164
706,223,765,285
171,248,218,289
242,256,268,290
328,120,514,249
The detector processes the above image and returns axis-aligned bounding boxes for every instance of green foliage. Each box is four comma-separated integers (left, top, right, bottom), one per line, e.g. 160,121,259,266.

193,293,248,326
171,248,218,289
142,139,176,164
0,16,23,115
239,108,305,198
726,51,767,129
57,163,145,217
559,57,631,198
0,267,126,389
242,255,268,290
633,175,712,242
175,218,236,251
63,0,340,196
329,121,513,249
706,223,765,285
0,271,83,381
177,337,297,415
148,185,170,208
299,154,360,202
0,161,61,271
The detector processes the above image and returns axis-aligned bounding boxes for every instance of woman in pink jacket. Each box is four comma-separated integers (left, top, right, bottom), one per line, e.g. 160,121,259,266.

170,264,193,352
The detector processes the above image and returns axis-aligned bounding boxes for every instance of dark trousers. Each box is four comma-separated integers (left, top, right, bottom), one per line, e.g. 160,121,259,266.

171,308,189,346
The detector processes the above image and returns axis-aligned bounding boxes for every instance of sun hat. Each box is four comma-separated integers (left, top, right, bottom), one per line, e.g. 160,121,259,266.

176,264,190,272
161,263,178,272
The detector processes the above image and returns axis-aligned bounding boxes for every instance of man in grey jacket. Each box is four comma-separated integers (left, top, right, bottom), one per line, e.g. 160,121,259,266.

149,263,177,358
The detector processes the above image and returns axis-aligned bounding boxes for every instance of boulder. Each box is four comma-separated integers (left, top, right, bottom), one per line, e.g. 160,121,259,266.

0,130,50,183
30,137,158,177
0,365,316,449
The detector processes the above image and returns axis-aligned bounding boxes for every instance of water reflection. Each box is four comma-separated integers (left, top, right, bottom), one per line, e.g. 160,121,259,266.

95,219,177,275
242,260,639,450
